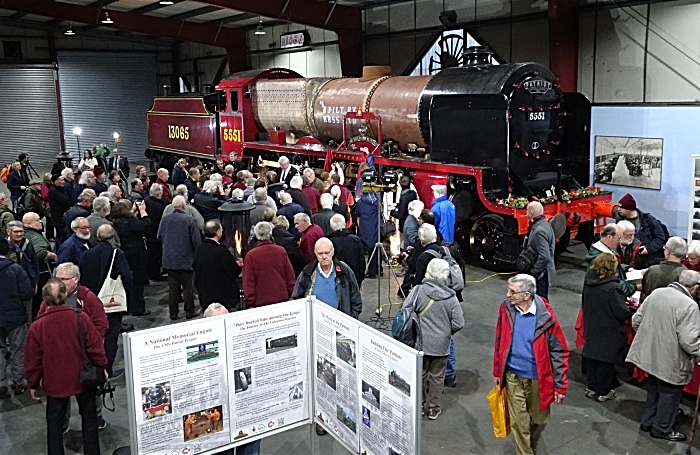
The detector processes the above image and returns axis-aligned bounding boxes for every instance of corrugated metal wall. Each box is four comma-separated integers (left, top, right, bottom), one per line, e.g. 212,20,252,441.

57,52,158,169
0,64,62,175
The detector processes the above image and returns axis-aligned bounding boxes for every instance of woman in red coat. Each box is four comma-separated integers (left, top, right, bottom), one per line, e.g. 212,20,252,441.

24,278,107,455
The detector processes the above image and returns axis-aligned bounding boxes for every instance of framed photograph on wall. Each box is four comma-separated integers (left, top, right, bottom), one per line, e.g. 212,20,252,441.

593,136,663,190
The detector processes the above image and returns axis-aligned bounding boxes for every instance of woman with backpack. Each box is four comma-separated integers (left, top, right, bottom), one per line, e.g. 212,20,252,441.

398,258,464,421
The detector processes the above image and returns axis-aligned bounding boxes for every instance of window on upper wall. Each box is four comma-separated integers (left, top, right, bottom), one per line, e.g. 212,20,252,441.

410,30,498,75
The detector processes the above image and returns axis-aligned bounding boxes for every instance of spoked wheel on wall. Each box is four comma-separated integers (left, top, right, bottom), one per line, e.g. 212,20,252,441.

469,214,510,271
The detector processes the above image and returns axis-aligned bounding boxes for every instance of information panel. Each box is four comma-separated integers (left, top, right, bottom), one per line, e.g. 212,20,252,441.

357,326,421,455
127,318,231,455
226,300,310,442
313,304,362,453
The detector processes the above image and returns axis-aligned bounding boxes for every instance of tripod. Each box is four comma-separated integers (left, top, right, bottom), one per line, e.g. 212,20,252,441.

25,161,40,179
362,185,405,329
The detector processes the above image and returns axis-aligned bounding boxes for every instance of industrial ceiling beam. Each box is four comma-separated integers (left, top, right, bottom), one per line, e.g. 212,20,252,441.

169,6,222,21
192,0,361,32
0,17,171,48
0,0,247,49
205,12,257,25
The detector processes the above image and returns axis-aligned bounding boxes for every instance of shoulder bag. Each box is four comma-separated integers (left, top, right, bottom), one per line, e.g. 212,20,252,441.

98,249,128,313
76,308,105,388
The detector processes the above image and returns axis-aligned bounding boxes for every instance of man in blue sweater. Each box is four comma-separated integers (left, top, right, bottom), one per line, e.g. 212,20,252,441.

430,185,455,243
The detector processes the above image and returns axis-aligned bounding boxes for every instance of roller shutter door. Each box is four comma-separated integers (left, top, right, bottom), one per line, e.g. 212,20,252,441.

58,52,158,171
0,64,62,175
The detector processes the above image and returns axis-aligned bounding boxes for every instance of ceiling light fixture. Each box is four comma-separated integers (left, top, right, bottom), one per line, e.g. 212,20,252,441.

255,18,265,35
159,0,174,5
102,11,113,24
64,25,75,36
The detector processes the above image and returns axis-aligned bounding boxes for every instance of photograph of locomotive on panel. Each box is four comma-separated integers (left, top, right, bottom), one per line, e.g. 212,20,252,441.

594,136,663,190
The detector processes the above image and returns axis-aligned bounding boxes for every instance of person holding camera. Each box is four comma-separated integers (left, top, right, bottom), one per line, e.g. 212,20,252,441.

24,278,107,455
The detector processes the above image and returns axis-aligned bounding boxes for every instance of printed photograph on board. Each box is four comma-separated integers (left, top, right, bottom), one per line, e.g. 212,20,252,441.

335,333,356,368
594,136,663,190
265,333,298,354
186,340,219,364
316,355,337,390
336,402,357,434
182,405,224,441
233,367,252,393
361,380,381,408
388,368,411,397
289,381,304,401
141,381,172,420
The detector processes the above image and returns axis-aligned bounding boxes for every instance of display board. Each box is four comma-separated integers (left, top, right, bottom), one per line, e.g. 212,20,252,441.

123,298,422,455
690,155,700,242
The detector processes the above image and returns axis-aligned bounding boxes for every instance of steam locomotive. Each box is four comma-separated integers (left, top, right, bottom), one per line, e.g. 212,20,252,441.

146,47,614,270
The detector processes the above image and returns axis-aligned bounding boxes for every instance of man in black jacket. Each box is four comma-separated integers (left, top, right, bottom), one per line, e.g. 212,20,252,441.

62,189,95,240
49,174,72,248
194,220,241,312
390,175,417,233
79,224,133,380
107,148,130,179
144,183,167,280
7,161,27,215
327,214,365,287
276,156,298,188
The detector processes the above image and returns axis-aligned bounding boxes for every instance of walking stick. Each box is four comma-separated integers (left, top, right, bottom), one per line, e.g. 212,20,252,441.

686,374,700,455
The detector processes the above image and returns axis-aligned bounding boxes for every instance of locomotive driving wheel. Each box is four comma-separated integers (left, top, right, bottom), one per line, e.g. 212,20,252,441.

469,214,509,271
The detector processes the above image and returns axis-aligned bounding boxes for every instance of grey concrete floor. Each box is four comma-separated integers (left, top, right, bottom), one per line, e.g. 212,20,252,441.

1,213,699,453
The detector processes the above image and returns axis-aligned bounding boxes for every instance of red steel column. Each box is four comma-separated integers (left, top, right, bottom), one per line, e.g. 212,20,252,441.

548,0,579,92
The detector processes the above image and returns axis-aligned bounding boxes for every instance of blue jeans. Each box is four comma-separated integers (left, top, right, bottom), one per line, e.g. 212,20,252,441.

445,337,456,379
217,440,261,455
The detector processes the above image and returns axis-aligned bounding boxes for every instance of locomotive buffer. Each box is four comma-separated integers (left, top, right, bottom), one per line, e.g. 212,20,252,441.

361,179,403,329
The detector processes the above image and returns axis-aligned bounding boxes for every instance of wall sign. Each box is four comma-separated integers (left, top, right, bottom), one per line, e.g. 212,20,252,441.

280,31,311,49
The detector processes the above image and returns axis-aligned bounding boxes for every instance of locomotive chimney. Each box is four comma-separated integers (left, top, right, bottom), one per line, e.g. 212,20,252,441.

464,46,494,67
161,85,171,96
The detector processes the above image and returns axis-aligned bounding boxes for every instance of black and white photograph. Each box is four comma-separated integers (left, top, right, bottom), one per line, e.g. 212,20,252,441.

289,381,304,401
594,136,663,190
316,355,337,390
361,380,381,408
233,366,252,393
335,332,357,368
265,333,298,354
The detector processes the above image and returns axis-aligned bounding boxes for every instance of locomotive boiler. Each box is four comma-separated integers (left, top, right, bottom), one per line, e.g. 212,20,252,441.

146,47,614,270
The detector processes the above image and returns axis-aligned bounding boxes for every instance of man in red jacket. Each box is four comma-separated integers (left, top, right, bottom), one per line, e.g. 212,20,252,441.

295,213,324,264
243,221,296,308
24,278,107,455
493,274,569,455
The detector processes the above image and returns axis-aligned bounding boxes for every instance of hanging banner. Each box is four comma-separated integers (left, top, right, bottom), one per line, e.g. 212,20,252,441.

357,326,422,455
225,300,310,443
125,318,231,455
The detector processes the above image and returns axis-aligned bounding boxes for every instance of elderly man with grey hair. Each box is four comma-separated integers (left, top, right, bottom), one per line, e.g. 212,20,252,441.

400,258,463,420
311,193,336,235
586,222,636,297
243,222,295,308
86,196,120,247
327,214,365,286
193,180,226,221
303,167,325,194
277,155,297,187
493,273,569,455
292,237,362,318
522,201,555,299
163,184,204,231
287,176,312,216
194,219,241,312
158,195,202,320
616,219,643,268
295,212,324,264
155,167,172,203
145,182,168,281
627,269,700,442
249,188,270,226
641,236,688,300
276,192,304,239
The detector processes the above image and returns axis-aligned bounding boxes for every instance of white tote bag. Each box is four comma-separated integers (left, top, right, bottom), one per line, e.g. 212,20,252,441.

98,250,128,313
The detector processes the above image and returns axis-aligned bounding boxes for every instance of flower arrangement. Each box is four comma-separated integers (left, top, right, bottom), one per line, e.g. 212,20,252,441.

496,186,604,208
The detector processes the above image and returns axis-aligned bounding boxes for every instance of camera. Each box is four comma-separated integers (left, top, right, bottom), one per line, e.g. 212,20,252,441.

382,170,398,186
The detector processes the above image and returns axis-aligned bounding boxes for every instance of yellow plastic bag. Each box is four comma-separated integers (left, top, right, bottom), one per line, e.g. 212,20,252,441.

486,385,511,438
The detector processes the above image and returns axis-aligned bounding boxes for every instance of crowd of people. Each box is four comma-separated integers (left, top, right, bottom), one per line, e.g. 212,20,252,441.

3,148,699,455
0,150,462,454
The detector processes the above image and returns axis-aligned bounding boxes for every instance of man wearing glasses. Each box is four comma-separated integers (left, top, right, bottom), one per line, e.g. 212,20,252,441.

493,274,569,455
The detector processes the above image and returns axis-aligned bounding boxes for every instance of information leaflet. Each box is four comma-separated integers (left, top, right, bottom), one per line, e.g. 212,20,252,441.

127,319,230,455
357,325,421,455
313,302,361,453
225,300,310,444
